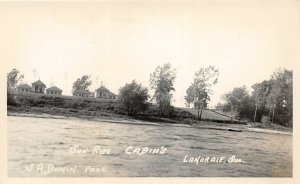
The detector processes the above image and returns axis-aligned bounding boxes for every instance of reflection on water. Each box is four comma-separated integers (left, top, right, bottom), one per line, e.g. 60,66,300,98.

7,116,292,177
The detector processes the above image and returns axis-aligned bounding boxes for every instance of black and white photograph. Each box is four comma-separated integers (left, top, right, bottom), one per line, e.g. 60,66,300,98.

0,0,299,183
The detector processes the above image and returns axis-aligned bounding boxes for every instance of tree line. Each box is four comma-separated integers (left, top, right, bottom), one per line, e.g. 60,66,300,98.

7,64,219,118
7,66,293,127
216,68,292,127
119,63,219,119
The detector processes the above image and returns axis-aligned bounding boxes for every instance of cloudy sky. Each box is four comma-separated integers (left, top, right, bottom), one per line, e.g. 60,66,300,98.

1,1,298,107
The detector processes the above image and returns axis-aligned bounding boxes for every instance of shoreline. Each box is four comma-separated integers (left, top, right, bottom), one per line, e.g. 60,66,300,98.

7,111,292,135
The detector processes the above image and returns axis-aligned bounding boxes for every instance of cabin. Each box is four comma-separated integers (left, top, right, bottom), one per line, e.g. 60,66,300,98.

95,86,117,100
46,86,63,95
73,89,93,97
16,84,32,93
32,80,46,93
108,92,117,100
88,92,95,97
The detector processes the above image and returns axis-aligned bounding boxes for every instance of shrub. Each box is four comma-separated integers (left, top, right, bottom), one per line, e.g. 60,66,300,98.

70,109,79,113
7,92,17,106
72,103,79,109
105,106,115,111
53,97,65,107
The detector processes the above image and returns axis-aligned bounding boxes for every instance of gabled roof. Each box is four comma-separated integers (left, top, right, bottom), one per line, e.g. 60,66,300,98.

109,91,116,96
46,86,62,91
17,84,32,89
32,80,46,87
95,86,109,92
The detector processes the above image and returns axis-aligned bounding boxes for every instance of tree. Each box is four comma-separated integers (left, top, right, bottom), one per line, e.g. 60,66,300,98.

217,68,292,126
266,68,292,126
251,80,272,122
7,68,24,105
7,68,24,92
223,85,255,120
118,80,149,116
72,75,92,92
185,66,218,121
149,63,176,116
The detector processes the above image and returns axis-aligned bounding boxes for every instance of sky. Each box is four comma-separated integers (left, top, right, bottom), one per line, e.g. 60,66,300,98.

1,1,298,108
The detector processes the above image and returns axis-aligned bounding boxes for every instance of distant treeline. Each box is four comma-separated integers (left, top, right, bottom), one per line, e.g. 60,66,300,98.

7,65,293,127
216,68,292,127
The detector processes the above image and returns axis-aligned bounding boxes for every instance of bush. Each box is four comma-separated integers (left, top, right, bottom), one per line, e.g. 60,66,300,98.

72,102,79,109
165,105,176,117
53,97,65,107
105,106,115,111
7,92,17,106
70,109,79,113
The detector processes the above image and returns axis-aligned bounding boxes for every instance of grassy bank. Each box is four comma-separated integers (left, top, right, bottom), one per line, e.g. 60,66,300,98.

7,92,291,133
7,93,198,124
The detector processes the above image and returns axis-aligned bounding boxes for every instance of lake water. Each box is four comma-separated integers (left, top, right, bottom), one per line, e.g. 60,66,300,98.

7,116,292,177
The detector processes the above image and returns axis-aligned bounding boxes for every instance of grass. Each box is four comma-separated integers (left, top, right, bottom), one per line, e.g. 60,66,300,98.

8,92,197,124
6,92,259,126
7,93,293,133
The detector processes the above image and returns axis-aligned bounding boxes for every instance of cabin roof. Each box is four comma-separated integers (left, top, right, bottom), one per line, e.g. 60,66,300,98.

46,86,62,91
32,80,46,87
95,86,109,92
109,91,116,96
17,84,32,89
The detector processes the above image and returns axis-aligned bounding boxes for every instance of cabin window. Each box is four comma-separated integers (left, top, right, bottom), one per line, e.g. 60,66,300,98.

55,92,57,95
